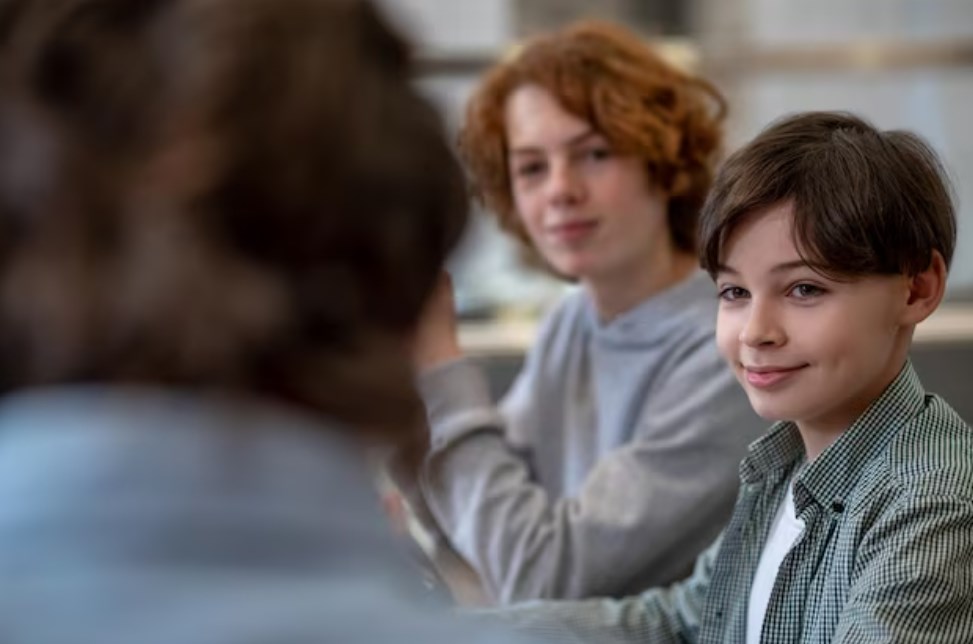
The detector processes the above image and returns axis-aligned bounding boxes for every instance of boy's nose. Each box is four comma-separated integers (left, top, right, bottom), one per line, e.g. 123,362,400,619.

739,302,786,348
546,160,586,207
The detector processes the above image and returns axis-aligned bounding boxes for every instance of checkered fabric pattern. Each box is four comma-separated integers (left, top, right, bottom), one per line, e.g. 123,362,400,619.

492,361,973,643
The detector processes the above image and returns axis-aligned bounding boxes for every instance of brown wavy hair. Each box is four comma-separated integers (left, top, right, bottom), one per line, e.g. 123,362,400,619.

459,20,726,269
0,0,468,447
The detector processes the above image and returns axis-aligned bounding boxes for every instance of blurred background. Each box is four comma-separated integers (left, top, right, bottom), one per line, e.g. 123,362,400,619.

379,0,973,415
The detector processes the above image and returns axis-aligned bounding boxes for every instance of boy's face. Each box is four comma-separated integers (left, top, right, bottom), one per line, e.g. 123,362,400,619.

504,84,674,285
715,202,913,439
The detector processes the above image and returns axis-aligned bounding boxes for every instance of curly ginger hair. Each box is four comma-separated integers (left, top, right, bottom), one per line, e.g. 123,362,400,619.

459,20,726,268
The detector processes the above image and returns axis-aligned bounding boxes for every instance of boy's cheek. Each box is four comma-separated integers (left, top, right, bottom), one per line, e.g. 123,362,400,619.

714,324,740,367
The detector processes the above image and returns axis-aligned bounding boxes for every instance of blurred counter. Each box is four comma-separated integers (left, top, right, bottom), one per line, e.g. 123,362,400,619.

459,303,973,357
458,303,973,422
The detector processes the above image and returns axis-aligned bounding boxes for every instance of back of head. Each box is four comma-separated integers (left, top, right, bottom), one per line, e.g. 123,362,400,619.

0,0,468,443
459,19,726,260
700,111,956,279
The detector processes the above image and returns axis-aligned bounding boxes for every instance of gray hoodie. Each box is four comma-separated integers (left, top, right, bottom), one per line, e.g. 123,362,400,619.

414,271,764,604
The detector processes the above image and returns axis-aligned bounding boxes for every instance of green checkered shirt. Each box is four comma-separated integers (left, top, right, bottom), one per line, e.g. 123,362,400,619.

496,361,973,643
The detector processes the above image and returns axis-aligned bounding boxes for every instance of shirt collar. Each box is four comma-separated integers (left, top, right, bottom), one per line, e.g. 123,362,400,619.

740,419,804,485
740,361,926,516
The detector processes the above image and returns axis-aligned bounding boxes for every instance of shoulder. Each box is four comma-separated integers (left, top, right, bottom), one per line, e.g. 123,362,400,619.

851,396,973,517
622,274,732,392
880,395,973,499
539,288,588,331
645,297,726,387
658,270,720,333
524,289,590,356
673,271,721,324
847,400,973,579
632,271,722,362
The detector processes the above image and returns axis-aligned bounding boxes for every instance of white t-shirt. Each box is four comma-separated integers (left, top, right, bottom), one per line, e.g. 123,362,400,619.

746,479,805,644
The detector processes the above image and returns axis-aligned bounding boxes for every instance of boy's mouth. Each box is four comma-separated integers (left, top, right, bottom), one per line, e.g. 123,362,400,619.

742,364,807,389
546,219,599,244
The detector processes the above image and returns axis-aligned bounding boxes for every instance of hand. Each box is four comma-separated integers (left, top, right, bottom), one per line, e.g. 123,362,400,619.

412,272,463,370
381,489,410,535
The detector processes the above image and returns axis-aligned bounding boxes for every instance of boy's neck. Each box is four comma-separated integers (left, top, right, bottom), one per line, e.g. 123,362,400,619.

585,251,698,323
797,353,911,462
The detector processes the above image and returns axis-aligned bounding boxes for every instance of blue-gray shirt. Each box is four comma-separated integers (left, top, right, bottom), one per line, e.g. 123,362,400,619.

0,388,537,644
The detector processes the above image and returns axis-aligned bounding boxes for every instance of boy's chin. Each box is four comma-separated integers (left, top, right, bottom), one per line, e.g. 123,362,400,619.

746,397,792,423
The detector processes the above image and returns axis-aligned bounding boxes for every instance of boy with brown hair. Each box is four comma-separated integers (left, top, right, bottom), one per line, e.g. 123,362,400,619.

496,111,973,643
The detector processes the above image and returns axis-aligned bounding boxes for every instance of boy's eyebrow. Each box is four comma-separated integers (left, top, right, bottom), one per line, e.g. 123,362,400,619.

715,264,738,276
509,129,600,156
716,259,818,275
771,260,815,273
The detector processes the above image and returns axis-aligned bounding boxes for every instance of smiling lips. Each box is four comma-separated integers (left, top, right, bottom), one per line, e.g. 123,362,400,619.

744,365,807,388
547,220,598,243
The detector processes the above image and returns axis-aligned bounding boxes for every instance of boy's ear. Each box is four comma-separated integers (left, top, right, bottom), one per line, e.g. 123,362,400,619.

901,250,947,326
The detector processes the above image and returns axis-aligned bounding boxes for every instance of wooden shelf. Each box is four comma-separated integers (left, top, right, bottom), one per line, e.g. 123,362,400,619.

415,38,973,77
458,303,973,356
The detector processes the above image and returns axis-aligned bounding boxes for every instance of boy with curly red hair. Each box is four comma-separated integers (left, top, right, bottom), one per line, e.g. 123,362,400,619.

406,20,762,604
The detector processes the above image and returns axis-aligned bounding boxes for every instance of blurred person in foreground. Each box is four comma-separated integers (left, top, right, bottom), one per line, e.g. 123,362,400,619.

489,112,973,643
402,20,763,604
0,0,536,642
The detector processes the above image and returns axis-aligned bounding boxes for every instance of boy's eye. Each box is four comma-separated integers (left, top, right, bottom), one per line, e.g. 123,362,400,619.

513,161,545,178
718,286,749,301
582,146,612,161
790,283,825,299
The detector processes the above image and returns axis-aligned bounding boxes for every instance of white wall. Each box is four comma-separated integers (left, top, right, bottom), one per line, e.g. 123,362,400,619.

734,68,973,292
376,0,511,51
748,0,973,45
726,0,973,293
377,0,569,312
383,0,973,307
